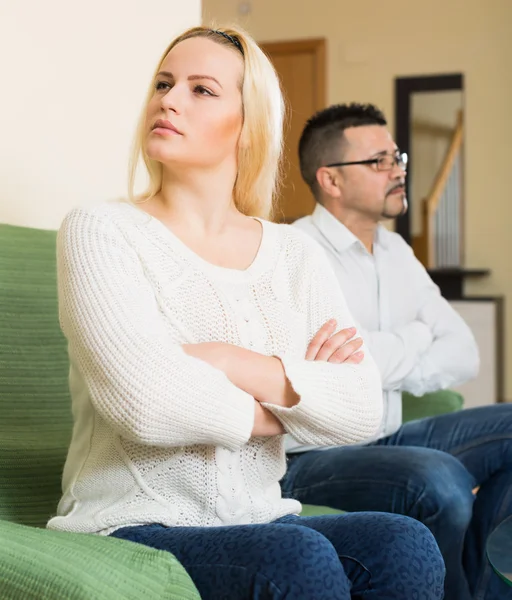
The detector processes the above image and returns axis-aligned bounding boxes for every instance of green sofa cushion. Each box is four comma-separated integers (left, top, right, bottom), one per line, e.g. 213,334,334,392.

301,504,344,517
402,389,464,423
0,429,71,526
0,520,200,600
0,224,72,526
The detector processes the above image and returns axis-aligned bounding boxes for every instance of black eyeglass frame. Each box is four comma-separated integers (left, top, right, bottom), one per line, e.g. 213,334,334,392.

325,152,408,171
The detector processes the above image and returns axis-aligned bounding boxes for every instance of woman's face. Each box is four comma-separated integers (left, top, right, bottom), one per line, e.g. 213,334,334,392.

145,36,244,170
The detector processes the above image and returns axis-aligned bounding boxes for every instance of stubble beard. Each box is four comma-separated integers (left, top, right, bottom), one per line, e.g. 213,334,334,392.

381,193,408,220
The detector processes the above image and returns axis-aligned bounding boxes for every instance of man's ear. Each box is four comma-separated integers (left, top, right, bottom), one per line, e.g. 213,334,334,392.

316,167,342,199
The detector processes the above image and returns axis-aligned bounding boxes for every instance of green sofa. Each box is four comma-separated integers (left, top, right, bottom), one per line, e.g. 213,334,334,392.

0,222,463,599
0,223,200,599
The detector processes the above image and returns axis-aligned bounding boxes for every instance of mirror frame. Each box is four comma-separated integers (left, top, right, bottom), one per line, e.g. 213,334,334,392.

394,73,464,245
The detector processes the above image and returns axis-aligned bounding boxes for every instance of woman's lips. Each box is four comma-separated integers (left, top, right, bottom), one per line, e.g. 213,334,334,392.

152,119,182,135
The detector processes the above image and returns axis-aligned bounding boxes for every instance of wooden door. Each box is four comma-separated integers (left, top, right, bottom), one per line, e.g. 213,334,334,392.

261,39,326,222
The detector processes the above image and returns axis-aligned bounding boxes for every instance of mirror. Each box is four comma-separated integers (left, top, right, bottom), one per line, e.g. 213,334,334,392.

395,74,464,269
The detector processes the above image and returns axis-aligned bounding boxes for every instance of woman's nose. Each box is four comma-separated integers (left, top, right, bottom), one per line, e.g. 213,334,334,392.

160,85,183,114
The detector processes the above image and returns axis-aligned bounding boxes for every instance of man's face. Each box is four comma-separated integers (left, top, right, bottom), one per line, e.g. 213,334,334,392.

336,125,407,220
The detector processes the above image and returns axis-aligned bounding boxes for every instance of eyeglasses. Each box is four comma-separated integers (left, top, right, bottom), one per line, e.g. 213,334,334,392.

325,152,408,172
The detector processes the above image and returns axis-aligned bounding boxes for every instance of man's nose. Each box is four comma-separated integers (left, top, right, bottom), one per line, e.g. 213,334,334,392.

391,160,407,179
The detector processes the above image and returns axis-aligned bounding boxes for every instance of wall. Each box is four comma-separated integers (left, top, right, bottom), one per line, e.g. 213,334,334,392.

0,0,201,229
203,0,512,399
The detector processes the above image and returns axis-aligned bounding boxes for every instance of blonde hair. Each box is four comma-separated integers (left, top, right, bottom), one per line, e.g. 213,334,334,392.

128,26,285,220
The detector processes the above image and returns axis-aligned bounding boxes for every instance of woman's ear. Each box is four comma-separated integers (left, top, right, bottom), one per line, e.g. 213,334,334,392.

316,167,342,199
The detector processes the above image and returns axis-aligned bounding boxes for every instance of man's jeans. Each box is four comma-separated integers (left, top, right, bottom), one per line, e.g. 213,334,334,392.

281,404,512,600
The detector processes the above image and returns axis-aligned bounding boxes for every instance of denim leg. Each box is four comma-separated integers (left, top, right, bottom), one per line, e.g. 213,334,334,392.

111,521,351,600
380,405,512,481
464,470,512,600
282,445,473,599
286,512,445,600
111,513,445,600
379,404,512,599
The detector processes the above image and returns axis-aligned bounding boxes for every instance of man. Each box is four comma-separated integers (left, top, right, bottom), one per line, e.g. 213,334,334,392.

282,103,512,600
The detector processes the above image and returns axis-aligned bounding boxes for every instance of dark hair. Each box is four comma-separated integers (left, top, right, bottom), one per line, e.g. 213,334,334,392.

298,103,387,199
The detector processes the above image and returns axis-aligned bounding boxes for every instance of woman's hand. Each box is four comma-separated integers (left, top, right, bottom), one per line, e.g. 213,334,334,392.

306,320,364,364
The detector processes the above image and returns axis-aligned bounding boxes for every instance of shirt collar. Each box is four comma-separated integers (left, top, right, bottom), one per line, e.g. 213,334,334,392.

374,223,391,250
310,203,390,254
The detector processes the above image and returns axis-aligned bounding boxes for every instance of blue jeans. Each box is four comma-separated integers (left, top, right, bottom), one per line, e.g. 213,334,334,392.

111,512,445,599
281,404,512,600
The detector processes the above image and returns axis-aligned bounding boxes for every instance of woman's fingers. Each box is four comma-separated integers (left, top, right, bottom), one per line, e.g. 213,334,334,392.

332,348,364,365
314,326,358,362
306,321,363,364
326,337,363,363
305,319,337,360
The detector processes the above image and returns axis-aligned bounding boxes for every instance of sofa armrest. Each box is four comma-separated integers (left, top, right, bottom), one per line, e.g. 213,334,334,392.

0,520,200,600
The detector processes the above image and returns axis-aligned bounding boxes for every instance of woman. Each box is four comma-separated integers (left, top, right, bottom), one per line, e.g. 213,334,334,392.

49,25,445,599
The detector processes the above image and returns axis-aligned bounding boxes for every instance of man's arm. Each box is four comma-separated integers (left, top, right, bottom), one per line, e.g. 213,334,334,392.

358,321,434,391
366,239,479,396
399,263,480,396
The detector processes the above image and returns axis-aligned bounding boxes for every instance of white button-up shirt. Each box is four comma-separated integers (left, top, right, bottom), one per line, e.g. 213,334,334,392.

292,203,479,442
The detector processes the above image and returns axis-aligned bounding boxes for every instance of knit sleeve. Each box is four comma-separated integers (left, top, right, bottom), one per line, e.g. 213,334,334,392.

261,235,383,445
57,208,255,450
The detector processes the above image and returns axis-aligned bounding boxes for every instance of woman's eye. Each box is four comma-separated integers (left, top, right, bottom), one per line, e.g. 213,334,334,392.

155,81,171,91
194,85,215,96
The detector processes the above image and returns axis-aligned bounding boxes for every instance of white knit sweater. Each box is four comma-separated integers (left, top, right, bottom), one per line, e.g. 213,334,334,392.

47,201,383,535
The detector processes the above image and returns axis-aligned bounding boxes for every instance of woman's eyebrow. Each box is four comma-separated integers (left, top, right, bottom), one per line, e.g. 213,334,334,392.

156,71,223,89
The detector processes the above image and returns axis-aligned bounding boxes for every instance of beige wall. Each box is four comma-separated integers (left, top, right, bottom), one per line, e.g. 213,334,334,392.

204,0,512,399
0,0,201,230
